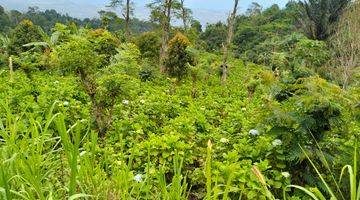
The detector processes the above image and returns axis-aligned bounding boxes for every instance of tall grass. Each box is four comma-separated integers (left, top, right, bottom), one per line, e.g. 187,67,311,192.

0,101,60,199
250,138,359,200
282,142,360,200
0,102,91,199
55,114,81,196
156,151,189,200
203,140,239,200
1,101,286,199
0,101,203,199
249,138,360,200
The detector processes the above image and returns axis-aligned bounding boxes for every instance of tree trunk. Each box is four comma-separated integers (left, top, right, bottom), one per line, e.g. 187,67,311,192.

221,0,239,85
181,0,187,30
125,0,131,39
160,0,172,72
78,69,107,135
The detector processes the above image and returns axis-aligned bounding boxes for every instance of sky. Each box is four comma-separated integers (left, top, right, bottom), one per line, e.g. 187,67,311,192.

0,0,290,25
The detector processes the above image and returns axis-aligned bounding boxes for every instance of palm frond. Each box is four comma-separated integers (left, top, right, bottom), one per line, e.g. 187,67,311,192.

23,42,50,48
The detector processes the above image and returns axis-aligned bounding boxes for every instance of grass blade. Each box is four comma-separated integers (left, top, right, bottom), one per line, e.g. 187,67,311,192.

284,185,320,200
299,145,337,199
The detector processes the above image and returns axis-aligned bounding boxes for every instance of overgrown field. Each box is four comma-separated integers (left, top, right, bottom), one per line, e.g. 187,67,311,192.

1,48,359,199
0,1,360,199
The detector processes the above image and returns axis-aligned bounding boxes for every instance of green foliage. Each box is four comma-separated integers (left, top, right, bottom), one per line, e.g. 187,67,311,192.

243,32,331,82
9,19,45,55
191,19,202,33
96,73,139,105
233,3,295,57
0,5,12,33
164,33,195,79
200,22,227,52
299,0,350,40
12,50,47,74
0,6,156,35
109,43,141,76
281,140,360,200
86,28,120,66
0,4,359,199
0,33,11,65
53,36,101,74
294,39,330,69
136,31,161,61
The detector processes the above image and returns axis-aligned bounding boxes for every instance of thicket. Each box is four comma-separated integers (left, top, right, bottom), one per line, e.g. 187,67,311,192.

0,0,359,199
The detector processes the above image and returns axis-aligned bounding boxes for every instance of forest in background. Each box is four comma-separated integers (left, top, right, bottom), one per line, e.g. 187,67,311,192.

0,0,359,199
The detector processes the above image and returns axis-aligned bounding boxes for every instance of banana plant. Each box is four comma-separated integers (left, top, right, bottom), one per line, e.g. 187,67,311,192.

23,31,62,50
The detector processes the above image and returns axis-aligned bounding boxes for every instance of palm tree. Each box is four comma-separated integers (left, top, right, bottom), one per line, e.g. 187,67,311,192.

299,0,350,40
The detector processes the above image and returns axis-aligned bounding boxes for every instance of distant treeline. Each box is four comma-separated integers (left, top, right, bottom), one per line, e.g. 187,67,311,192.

0,5,157,34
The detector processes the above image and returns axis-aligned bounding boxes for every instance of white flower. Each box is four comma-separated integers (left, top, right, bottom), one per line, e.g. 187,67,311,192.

241,107,247,111
122,100,129,105
63,101,69,106
80,151,86,157
134,174,142,182
249,129,259,136
140,100,145,104
272,139,282,146
281,172,290,178
220,138,229,144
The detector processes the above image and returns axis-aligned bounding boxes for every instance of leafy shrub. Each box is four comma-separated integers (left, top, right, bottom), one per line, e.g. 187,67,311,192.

109,43,141,77
86,28,120,66
294,39,330,70
9,19,45,55
268,77,353,188
12,50,46,75
164,33,195,79
136,31,161,62
53,36,102,75
200,22,227,52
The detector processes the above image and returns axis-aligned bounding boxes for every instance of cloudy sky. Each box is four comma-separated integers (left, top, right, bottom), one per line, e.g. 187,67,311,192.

0,0,289,25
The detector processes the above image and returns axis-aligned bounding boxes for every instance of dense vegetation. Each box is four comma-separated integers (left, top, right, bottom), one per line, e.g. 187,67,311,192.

0,0,359,199
0,5,156,34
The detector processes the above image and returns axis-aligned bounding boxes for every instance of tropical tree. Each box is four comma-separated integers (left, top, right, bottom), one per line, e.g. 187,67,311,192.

9,19,45,54
200,22,227,52
98,10,115,29
0,33,11,58
179,0,193,30
246,2,262,17
136,31,161,62
107,0,134,39
299,0,350,40
164,33,195,79
0,5,12,32
221,0,239,84
23,31,62,50
190,19,202,33
147,0,181,72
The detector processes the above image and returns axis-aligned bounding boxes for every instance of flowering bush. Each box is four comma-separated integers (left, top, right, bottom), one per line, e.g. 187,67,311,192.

164,33,195,79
